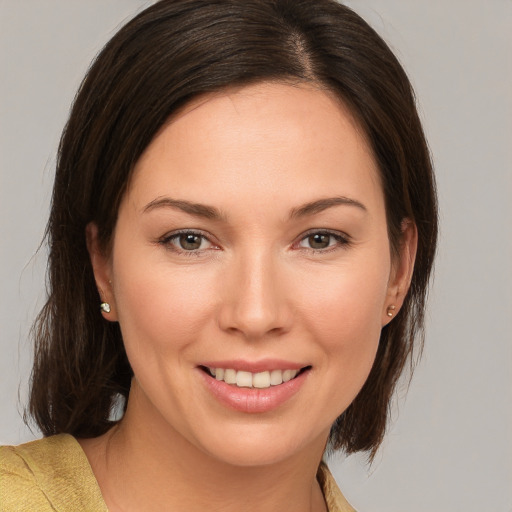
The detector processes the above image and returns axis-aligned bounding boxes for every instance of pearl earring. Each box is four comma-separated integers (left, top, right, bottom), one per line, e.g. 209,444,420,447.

386,305,396,317
100,302,111,313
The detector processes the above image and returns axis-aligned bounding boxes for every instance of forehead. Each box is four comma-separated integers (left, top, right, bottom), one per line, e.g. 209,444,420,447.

127,82,382,215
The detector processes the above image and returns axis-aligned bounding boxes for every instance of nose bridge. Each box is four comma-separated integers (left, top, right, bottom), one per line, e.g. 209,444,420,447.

219,247,291,339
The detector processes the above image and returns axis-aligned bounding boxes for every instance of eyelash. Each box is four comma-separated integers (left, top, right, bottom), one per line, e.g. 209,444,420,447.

158,229,218,256
294,229,351,254
158,229,351,255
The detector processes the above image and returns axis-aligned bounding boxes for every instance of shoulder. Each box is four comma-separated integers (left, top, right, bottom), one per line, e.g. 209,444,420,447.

0,434,107,512
0,441,50,511
317,461,357,512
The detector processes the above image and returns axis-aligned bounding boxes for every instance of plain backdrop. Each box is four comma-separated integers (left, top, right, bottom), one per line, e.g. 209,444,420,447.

1,1,511,511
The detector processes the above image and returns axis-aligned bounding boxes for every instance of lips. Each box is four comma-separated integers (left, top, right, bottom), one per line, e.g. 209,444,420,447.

198,361,311,413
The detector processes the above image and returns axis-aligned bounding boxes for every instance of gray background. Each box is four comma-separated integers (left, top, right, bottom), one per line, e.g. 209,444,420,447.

1,1,511,511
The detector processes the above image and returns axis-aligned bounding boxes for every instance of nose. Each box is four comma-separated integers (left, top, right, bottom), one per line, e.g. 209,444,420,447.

217,251,293,341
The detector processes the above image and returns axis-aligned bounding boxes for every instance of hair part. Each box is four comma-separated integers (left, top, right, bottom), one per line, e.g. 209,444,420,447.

28,0,438,460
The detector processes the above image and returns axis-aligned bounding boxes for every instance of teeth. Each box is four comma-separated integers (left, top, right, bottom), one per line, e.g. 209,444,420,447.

236,371,252,387
270,369,283,385
252,371,270,389
224,369,237,384
207,368,299,388
282,369,295,382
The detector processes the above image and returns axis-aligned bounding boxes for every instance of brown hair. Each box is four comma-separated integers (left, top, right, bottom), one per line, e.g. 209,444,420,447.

28,0,437,459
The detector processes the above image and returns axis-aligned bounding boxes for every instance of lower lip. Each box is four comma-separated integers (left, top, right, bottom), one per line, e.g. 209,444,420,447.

199,369,309,414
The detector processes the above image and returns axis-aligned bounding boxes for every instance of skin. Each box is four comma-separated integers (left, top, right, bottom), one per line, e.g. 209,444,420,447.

83,82,417,512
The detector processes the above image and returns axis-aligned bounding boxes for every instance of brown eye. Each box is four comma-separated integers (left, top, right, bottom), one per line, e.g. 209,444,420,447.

160,230,217,254
297,231,349,252
307,233,332,249
178,233,203,250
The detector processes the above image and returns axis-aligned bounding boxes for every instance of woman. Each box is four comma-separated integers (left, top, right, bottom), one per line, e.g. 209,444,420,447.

0,1,437,510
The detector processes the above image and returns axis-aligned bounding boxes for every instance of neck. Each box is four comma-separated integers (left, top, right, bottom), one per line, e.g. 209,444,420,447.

81,385,329,512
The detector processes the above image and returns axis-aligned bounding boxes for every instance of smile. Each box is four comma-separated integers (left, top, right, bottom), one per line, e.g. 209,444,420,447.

199,363,311,413
206,367,303,389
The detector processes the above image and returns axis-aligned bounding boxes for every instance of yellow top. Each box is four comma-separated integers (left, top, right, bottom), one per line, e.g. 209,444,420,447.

0,434,355,511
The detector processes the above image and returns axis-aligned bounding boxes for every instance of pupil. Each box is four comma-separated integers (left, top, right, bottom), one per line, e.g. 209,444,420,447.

180,234,201,250
309,233,330,249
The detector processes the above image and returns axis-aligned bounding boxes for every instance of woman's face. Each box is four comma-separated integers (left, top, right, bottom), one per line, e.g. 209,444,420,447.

91,82,411,466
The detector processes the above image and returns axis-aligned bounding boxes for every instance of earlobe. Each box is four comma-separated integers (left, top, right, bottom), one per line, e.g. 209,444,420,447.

86,222,118,321
383,219,418,324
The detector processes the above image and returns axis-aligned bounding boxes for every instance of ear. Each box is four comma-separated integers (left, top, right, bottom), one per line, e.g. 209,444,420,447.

86,222,118,322
382,219,418,325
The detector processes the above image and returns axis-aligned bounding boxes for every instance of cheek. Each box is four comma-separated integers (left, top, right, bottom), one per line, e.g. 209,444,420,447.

298,252,390,375
112,251,218,356
296,268,387,418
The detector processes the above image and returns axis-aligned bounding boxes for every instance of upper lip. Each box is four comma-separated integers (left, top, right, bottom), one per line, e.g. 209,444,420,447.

198,359,307,373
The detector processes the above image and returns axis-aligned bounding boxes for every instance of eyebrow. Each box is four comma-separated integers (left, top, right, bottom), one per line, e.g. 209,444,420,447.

142,195,367,221
289,196,367,219
142,197,226,220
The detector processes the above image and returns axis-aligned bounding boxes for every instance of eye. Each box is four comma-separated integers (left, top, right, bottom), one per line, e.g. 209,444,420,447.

297,230,350,251
176,233,207,251
160,230,216,253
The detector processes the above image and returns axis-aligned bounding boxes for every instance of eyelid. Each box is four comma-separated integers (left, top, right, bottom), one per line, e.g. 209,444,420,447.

293,228,352,252
158,228,220,254
157,228,351,254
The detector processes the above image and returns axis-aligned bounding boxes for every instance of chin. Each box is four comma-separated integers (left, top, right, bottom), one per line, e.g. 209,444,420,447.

191,421,327,468
204,440,300,468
